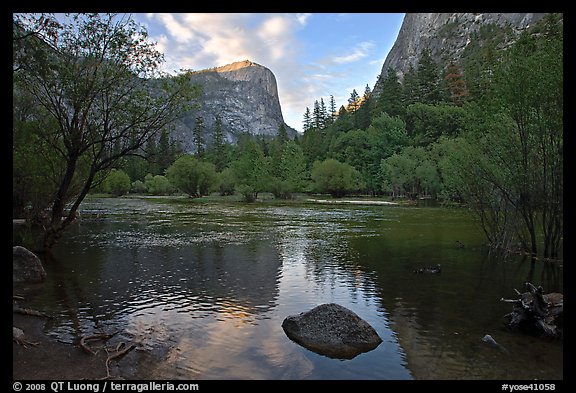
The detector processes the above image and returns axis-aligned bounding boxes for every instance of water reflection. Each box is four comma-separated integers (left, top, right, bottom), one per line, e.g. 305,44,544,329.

15,198,561,380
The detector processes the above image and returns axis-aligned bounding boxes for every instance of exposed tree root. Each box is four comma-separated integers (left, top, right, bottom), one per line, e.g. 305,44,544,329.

79,331,136,379
501,282,563,338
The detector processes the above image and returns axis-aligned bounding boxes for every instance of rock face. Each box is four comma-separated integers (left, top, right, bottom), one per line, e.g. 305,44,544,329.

13,246,46,283
282,303,382,359
170,60,297,151
373,12,549,93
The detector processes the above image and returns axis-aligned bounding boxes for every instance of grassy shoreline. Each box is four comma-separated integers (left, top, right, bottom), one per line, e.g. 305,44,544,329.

87,192,453,208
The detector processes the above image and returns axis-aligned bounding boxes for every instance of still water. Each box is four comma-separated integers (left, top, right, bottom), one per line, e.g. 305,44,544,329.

17,197,563,379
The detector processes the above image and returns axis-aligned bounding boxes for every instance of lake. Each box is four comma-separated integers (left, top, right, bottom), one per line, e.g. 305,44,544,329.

15,196,563,380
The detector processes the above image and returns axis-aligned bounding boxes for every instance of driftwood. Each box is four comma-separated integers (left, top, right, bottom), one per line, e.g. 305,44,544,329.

13,304,52,319
501,282,563,338
13,326,39,347
78,331,136,379
102,343,136,380
79,332,119,355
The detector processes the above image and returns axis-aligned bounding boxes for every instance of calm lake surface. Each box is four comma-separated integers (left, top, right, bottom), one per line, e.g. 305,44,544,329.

16,197,563,380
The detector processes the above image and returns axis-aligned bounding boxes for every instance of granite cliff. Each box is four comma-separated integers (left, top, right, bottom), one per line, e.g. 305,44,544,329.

170,60,296,151
373,13,549,95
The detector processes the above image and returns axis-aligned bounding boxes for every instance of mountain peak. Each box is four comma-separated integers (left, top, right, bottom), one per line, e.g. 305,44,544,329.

214,59,261,73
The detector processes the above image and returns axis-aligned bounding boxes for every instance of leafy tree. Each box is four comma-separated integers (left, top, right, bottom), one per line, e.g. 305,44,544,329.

381,146,439,199
102,169,131,196
144,174,175,195
276,140,308,197
232,138,271,201
130,180,147,194
311,158,363,197
217,167,236,196
13,13,198,249
447,15,563,257
166,155,217,197
405,102,470,145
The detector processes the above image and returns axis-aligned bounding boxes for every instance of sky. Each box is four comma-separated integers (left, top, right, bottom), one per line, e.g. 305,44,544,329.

129,13,405,133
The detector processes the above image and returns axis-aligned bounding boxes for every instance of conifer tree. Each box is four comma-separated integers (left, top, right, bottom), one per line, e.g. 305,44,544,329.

348,89,360,112
319,97,328,128
329,95,337,124
374,67,404,118
444,60,469,106
193,116,205,157
303,106,312,131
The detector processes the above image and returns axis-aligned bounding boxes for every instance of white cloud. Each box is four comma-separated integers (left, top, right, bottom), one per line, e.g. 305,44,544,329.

155,13,195,43
332,41,375,64
142,13,313,130
296,13,312,25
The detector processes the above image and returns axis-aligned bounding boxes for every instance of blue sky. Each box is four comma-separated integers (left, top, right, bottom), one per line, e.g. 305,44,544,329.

130,13,406,132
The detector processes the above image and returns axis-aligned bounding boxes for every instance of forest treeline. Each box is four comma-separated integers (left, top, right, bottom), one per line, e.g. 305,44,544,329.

13,13,562,258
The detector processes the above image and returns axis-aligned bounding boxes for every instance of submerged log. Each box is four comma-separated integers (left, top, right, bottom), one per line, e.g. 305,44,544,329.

501,282,563,338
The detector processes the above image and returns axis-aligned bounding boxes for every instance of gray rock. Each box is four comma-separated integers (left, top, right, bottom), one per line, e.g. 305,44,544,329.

168,60,297,151
13,246,46,283
373,12,550,94
481,334,509,353
282,303,382,359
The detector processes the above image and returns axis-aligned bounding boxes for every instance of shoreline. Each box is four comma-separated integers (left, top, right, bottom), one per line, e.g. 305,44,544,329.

13,287,114,380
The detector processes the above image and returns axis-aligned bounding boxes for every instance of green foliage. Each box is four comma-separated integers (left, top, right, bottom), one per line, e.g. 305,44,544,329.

13,13,199,248
405,103,470,145
373,67,404,118
231,138,271,202
217,168,236,196
444,15,563,257
166,155,217,197
102,169,131,196
144,174,175,195
130,180,147,194
311,158,364,197
381,146,440,199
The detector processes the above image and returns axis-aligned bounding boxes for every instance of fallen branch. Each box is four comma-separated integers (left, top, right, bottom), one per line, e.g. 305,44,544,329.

79,332,119,355
101,343,137,380
13,326,39,348
13,305,52,319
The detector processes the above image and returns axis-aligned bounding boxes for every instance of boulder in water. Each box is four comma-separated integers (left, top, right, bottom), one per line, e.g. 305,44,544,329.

281,303,382,359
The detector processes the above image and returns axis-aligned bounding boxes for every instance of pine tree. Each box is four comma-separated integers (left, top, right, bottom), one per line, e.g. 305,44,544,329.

303,107,312,131
402,64,418,107
277,124,289,144
319,98,328,128
374,67,404,118
211,115,228,171
193,116,205,157
444,60,469,106
416,48,442,104
313,100,322,129
363,84,372,100
329,95,337,124
348,89,360,112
